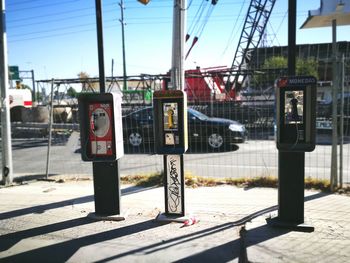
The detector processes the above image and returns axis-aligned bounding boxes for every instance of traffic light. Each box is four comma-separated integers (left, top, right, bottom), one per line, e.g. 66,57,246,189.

138,0,150,5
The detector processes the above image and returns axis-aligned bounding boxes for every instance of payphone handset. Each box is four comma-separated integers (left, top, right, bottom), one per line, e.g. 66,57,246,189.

276,76,317,152
153,90,188,154
163,102,179,145
78,92,124,161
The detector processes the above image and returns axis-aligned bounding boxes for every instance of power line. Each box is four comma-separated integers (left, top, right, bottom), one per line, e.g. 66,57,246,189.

7,9,117,30
221,0,247,57
7,0,51,7
6,2,116,23
5,0,308,44
9,18,117,38
7,0,82,13
8,11,302,30
8,24,116,43
267,21,281,46
7,6,94,23
124,1,251,10
8,12,308,44
16,0,111,6
269,10,288,46
10,22,95,38
8,12,94,30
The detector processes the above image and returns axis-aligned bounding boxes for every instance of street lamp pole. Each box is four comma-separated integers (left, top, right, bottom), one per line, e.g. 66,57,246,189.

170,0,186,92
120,0,127,91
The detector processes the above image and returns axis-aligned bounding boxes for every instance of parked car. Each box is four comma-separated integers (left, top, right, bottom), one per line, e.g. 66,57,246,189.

122,107,247,151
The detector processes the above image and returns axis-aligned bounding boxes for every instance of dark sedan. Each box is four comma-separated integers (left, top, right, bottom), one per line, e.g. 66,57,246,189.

122,107,247,151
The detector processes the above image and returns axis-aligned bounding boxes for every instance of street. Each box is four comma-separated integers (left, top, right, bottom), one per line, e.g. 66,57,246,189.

3,131,348,183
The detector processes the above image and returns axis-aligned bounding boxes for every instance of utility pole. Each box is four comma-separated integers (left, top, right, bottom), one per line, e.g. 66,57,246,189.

119,0,127,91
0,0,13,186
170,0,186,92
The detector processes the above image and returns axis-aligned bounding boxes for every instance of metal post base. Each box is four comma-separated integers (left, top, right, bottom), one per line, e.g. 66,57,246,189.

87,212,126,222
266,216,314,233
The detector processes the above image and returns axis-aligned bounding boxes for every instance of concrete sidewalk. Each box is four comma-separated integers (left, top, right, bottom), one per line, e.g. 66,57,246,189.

0,179,349,262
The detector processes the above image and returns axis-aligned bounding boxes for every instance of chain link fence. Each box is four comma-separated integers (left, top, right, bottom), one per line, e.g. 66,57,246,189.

1,43,350,187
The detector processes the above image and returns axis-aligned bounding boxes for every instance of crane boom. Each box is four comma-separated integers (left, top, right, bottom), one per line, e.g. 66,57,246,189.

226,0,276,92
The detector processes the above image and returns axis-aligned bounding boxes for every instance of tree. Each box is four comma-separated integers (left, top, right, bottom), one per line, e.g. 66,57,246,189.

35,91,43,102
261,56,287,69
78,71,98,91
67,86,77,98
296,58,318,78
253,56,319,88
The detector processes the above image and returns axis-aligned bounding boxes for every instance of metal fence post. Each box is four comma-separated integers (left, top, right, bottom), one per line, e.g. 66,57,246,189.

330,19,338,191
0,0,13,186
45,79,55,180
339,54,345,188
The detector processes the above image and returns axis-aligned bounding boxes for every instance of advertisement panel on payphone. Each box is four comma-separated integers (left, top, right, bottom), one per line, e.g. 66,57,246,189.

153,90,188,154
163,102,179,145
88,103,113,156
284,90,304,125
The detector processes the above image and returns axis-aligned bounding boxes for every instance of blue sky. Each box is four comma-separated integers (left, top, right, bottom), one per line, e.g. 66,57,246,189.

5,0,350,86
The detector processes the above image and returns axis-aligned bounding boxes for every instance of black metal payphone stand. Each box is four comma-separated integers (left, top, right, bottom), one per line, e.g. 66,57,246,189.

266,0,314,232
164,154,185,216
90,161,124,220
156,154,195,224
266,152,314,232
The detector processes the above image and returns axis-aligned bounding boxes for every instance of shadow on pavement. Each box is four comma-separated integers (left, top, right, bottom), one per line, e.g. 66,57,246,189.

0,188,330,262
0,214,284,263
172,224,290,263
176,191,331,262
0,219,165,262
11,136,71,150
13,174,61,183
11,139,48,150
0,217,95,253
0,185,157,221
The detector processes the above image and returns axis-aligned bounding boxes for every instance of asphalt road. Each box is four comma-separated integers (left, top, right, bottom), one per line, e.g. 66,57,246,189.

2,132,349,183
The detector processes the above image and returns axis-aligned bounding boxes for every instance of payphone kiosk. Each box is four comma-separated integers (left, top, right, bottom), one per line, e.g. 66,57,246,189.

153,89,188,217
153,90,188,154
78,92,124,217
78,92,124,161
276,76,317,152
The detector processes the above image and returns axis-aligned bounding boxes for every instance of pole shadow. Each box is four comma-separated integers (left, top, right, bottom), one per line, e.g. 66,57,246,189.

0,185,158,221
0,219,165,263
